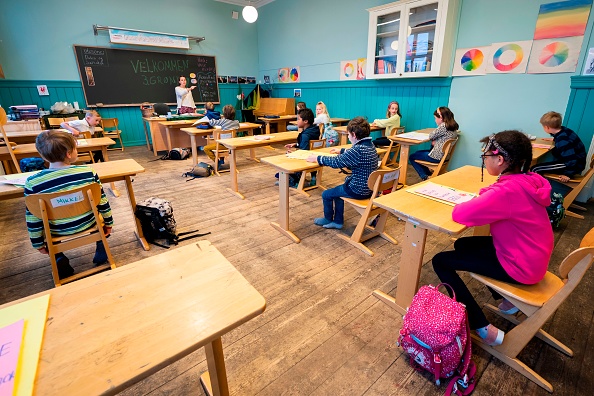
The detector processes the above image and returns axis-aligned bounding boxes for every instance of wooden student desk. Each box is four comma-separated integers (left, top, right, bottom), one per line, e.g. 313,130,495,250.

180,122,262,165
216,131,299,199
142,117,195,155
261,145,387,243
388,128,433,185
371,165,497,315
334,125,385,145
0,159,150,251
258,115,297,134
5,129,63,144
0,241,266,396
531,137,554,166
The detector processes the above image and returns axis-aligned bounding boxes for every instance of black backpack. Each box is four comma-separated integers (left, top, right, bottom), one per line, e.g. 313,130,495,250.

150,147,191,161
135,197,210,248
182,162,214,181
547,192,565,228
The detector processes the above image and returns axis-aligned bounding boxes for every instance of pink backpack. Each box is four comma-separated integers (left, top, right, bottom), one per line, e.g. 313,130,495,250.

397,283,475,394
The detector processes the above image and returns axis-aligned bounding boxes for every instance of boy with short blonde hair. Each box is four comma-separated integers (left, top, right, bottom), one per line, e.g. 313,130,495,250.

60,110,104,162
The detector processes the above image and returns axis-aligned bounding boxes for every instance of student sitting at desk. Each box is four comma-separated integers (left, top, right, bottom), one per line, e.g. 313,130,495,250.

24,130,114,279
431,130,553,346
60,110,104,162
193,102,221,124
306,116,378,229
203,104,240,169
372,100,402,147
175,75,197,115
287,101,306,131
282,108,321,187
315,101,338,147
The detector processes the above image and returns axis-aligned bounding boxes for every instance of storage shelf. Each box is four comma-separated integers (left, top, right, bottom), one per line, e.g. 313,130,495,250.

376,31,400,38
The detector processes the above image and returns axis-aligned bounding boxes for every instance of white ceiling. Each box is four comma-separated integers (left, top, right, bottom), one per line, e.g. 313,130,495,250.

214,0,275,7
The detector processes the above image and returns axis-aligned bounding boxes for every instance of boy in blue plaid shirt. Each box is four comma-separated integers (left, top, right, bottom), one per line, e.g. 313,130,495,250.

306,117,378,229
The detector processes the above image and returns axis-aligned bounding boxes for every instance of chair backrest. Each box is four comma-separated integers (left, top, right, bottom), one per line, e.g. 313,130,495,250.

309,139,326,150
48,117,65,127
367,168,401,196
432,137,459,177
0,106,7,126
380,138,401,168
25,183,102,221
579,227,594,248
318,123,325,136
100,118,119,130
561,153,594,210
386,126,405,137
0,107,22,172
153,103,170,115
208,129,237,145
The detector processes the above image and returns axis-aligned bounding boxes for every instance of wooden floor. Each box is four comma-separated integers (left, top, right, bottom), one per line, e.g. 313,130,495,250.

1,145,593,396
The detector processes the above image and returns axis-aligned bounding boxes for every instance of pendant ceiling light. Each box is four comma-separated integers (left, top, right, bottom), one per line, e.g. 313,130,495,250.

242,4,258,23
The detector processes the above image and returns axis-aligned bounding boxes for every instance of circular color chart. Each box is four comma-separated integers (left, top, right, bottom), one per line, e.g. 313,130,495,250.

343,63,355,77
492,44,523,72
460,49,484,71
539,42,569,67
290,67,299,81
278,69,289,82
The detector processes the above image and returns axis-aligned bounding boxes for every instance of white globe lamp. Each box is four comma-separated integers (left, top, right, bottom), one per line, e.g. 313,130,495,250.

242,5,258,23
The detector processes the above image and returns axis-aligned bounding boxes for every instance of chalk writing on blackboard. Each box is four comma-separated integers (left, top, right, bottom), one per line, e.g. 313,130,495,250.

83,48,108,67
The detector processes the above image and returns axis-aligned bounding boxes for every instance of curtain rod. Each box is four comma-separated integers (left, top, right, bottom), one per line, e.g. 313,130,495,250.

93,25,205,43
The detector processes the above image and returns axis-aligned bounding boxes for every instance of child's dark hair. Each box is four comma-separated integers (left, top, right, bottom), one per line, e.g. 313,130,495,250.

298,108,315,125
35,130,77,163
297,101,306,110
434,106,459,131
480,130,533,174
347,116,371,140
222,104,236,120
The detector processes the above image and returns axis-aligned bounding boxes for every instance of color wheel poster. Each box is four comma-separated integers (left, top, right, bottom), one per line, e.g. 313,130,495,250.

278,67,300,83
278,68,289,83
340,60,357,80
452,46,491,76
528,36,583,74
486,41,533,74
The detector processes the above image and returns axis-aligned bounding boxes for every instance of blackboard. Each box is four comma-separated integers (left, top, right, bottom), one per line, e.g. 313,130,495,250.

73,45,219,107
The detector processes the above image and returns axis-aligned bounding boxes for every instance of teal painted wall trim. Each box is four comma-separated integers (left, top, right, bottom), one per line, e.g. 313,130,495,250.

0,81,255,147
565,76,594,150
270,78,452,135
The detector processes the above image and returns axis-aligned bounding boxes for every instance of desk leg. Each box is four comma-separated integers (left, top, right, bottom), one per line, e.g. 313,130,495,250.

265,123,271,135
279,121,287,132
101,149,120,198
340,133,347,146
191,135,198,166
271,171,301,243
124,175,149,251
373,220,426,315
225,149,245,199
142,120,152,151
165,127,172,152
245,128,260,162
200,337,230,396
398,145,411,185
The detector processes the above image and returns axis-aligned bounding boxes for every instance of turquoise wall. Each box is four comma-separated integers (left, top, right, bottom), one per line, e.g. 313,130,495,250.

448,0,594,169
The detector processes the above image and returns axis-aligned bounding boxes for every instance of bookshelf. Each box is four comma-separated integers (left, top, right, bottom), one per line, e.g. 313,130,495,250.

366,0,460,79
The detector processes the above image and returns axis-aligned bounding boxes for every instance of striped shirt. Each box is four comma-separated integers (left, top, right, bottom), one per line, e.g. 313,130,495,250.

317,137,379,198
428,123,458,160
551,126,586,176
24,166,113,249
208,118,240,130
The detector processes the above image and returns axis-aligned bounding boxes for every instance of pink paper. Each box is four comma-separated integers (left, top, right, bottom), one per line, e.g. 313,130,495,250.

0,319,24,396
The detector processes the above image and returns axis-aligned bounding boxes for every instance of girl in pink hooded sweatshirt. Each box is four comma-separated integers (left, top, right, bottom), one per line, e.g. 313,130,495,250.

432,130,553,346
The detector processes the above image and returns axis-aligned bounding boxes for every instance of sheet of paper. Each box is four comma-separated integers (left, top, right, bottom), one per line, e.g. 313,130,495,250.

253,135,272,141
407,181,476,206
532,143,552,149
0,295,51,396
0,171,41,187
0,320,25,396
398,132,430,141
76,139,88,146
286,150,337,160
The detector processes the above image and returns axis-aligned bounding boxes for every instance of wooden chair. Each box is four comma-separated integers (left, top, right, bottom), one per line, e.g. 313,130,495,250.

207,129,237,176
468,228,594,392
381,126,405,168
0,106,22,173
414,136,459,179
339,168,401,256
47,117,65,129
294,139,326,197
64,116,79,122
100,118,125,151
544,154,594,220
25,183,116,287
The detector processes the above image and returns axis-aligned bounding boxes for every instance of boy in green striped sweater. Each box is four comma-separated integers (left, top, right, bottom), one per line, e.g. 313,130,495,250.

24,130,114,279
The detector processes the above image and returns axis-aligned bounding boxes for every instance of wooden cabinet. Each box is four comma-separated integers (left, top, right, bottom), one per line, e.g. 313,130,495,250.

366,0,460,79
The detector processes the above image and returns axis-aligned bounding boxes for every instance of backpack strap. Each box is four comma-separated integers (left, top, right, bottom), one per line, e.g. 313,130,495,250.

177,230,211,242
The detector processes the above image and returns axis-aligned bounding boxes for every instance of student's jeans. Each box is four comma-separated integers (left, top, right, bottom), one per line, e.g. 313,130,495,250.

321,184,360,225
409,149,439,180
432,236,522,330
287,124,298,131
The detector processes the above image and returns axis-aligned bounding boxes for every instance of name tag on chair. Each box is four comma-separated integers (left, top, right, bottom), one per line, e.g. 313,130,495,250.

51,191,85,207
383,171,400,183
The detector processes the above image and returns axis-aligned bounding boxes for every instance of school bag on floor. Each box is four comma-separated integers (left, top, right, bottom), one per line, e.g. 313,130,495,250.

151,147,191,161
182,162,214,181
547,191,565,228
397,283,475,395
135,197,210,249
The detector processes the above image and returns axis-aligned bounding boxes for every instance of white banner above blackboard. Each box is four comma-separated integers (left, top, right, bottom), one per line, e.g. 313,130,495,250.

109,29,190,49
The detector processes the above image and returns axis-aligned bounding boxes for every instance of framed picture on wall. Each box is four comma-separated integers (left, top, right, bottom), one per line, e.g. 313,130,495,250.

229,76,238,83
294,89,301,98
217,76,228,84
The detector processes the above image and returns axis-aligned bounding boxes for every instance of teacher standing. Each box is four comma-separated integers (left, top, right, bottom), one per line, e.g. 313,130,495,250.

175,76,196,115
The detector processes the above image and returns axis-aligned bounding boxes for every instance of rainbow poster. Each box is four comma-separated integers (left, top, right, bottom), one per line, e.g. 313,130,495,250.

289,67,300,82
486,41,533,74
534,0,592,40
528,36,583,73
340,60,357,80
452,46,491,76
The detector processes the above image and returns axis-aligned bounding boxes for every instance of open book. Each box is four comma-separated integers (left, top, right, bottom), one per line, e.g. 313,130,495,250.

407,181,476,206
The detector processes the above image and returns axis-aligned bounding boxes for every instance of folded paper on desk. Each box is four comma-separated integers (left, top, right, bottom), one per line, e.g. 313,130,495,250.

408,182,476,206
532,143,552,149
76,139,88,146
397,132,430,141
0,171,41,186
254,135,272,141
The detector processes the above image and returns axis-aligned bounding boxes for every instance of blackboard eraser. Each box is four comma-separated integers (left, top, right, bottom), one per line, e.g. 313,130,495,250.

96,103,104,107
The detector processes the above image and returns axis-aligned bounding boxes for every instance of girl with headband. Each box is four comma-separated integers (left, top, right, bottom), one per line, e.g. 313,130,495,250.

431,130,553,346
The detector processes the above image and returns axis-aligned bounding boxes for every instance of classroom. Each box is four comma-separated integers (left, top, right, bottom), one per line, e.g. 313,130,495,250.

1,0,594,394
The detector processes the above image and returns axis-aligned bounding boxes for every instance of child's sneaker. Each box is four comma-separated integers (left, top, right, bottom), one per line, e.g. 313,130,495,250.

476,324,504,346
498,299,519,315
55,253,74,279
314,217,331,226
323,222,343,229
93,241,108,265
